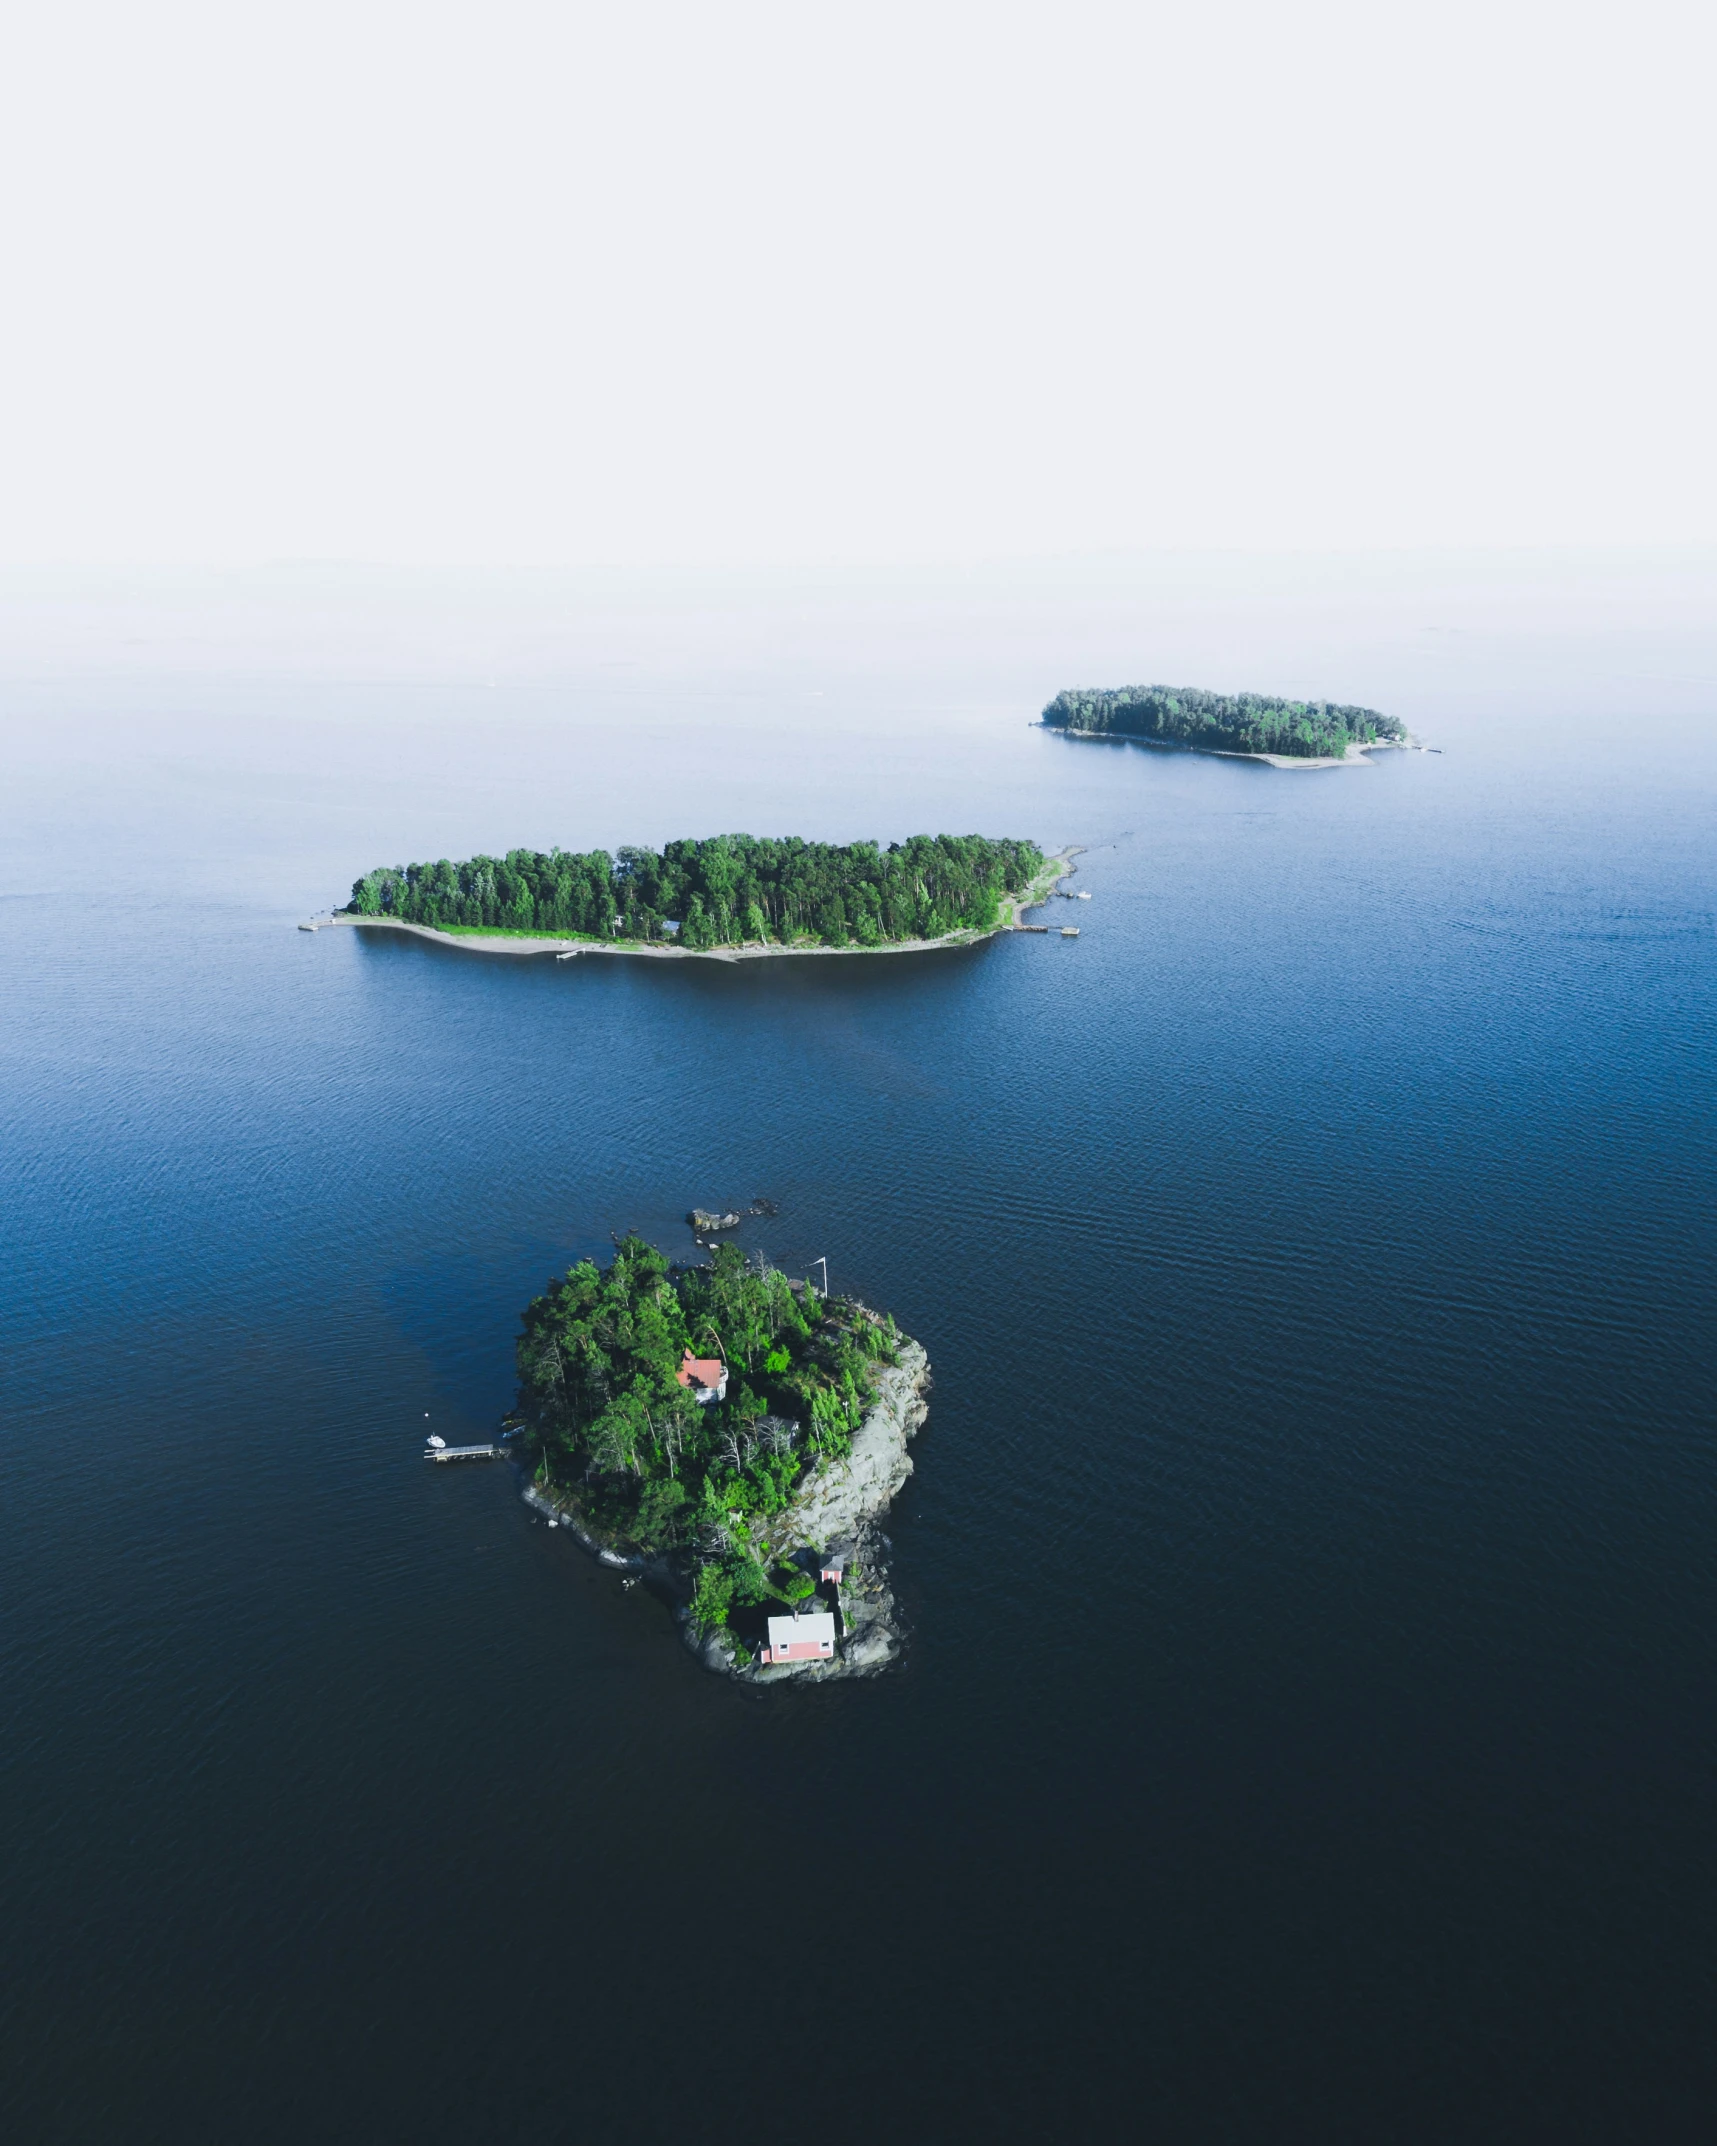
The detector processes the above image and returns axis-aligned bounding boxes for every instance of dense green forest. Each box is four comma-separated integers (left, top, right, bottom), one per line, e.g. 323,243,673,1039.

1042,684,1405,760
515,1237,900,1635
347,832,1043,948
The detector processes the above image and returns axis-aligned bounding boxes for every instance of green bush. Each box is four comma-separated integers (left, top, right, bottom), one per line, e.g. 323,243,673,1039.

691,1564,734,1631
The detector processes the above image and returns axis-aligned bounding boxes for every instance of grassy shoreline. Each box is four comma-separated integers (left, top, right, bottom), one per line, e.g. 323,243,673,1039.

333,851,1073,959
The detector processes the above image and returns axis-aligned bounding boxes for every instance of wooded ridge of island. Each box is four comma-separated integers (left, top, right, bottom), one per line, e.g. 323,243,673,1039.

514,1236,929,1681
344,832,1047,949
1043,684,1408,761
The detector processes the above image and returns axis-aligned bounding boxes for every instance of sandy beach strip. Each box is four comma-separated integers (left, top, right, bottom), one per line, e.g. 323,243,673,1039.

1045,728,1414,770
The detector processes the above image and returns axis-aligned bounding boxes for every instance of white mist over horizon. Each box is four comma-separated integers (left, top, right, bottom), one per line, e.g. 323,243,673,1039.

1,0,1712,571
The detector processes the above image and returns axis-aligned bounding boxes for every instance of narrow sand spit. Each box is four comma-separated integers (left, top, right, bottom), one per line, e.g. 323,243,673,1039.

1047,729,1416,771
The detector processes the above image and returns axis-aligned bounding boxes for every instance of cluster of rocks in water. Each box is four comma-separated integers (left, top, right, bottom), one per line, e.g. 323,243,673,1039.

520,1336,931,1685
687,1196,778,1240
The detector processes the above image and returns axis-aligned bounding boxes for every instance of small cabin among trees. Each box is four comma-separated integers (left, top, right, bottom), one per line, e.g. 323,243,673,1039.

676,1350,728,1404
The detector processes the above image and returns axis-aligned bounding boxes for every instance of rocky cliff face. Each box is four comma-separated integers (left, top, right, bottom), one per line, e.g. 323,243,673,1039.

683,1339,931,1683
770,1341,928,1554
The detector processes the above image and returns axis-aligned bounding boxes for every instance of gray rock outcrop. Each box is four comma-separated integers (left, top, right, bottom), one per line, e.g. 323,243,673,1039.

688,1208,743,1233
765,1342,928,1555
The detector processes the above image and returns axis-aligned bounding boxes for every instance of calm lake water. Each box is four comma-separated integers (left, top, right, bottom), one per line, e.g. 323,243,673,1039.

3,555,1714,2142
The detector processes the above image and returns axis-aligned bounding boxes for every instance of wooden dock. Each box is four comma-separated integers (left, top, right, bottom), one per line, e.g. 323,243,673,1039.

426,1444,503,1463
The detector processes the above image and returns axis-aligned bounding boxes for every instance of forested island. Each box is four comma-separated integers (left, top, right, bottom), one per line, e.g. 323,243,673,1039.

344,832,1048,950
514,1237,928,1680
1043,684,1407,762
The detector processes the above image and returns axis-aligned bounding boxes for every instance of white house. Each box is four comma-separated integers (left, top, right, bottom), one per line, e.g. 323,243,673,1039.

761,1610,837,1664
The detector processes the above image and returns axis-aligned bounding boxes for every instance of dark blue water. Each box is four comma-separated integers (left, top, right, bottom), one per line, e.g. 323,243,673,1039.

3,559,1714,2142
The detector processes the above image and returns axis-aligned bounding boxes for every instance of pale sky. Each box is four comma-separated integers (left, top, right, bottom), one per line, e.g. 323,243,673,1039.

1,0,1710,566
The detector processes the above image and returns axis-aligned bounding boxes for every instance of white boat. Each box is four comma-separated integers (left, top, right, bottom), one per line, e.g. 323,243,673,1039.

426,1435,447,1450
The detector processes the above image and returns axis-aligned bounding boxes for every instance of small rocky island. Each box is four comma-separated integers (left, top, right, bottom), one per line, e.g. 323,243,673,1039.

513,1236,929,1682
1043,683,1409,765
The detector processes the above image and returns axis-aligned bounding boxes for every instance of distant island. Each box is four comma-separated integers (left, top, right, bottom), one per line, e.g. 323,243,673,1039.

1043,684,1409,764
514,1236,928,1681
339,833,1061,955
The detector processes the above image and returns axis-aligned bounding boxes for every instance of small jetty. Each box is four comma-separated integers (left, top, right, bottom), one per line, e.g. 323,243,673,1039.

425,1443,503,1464
1014,923,1049,933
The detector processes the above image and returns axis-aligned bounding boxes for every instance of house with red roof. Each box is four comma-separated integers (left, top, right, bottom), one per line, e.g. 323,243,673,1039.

676,1349,728,1405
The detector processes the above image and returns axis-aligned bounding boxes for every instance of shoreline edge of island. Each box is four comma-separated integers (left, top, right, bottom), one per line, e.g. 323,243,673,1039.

1040,727,1419,772
319,850,1079,960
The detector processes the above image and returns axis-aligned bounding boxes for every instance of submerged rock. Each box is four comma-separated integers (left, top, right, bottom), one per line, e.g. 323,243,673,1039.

688,1208,743,1232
